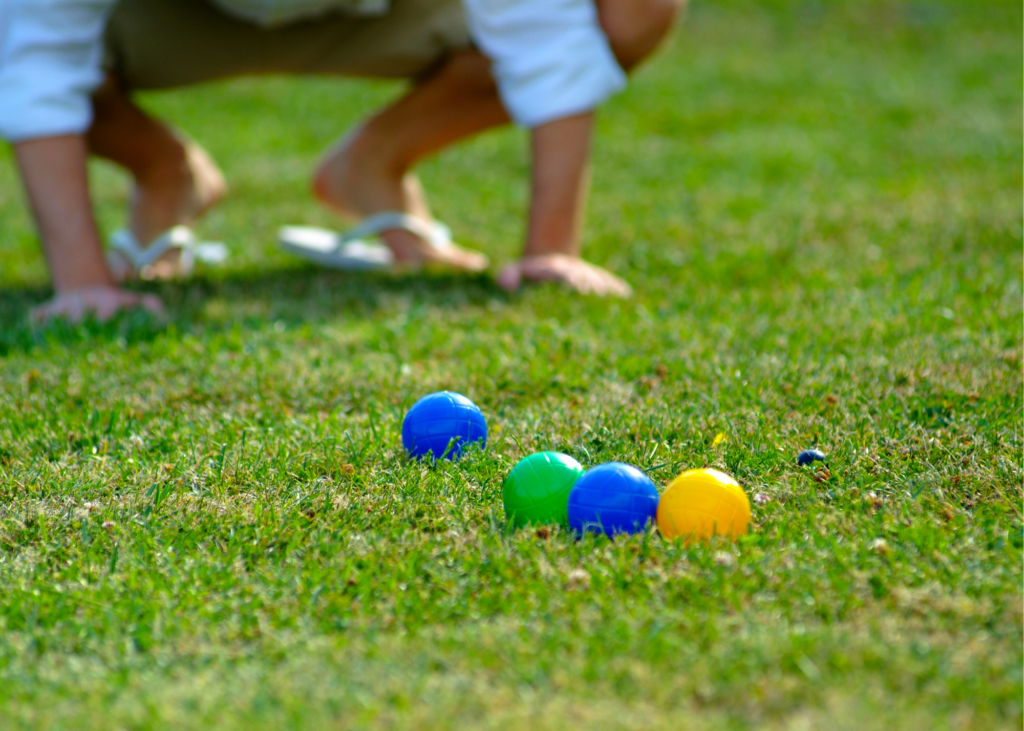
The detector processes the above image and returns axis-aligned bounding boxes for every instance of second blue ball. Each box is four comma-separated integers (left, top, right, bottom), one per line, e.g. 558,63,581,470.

402,391,487,461
567,462,660,537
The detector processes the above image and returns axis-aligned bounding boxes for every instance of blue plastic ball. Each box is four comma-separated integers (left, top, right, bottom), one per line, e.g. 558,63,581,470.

402,391,487,461
797,449,827,466
566,462,660,537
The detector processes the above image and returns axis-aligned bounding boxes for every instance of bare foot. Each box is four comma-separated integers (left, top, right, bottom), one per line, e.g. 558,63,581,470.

313,130,488,272
109,140,227,281
31,286,164,324
497,255,633,297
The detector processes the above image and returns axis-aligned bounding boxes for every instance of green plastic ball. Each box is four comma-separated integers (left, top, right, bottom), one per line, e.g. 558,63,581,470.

502,451,585,528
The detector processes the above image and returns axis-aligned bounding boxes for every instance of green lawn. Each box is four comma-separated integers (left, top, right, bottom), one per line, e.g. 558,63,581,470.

1,1,1021,728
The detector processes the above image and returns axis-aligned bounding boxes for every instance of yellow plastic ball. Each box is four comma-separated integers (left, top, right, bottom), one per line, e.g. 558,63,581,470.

657,468,751,544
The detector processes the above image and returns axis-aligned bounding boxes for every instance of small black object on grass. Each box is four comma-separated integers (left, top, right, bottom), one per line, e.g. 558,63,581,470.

798,449,827,466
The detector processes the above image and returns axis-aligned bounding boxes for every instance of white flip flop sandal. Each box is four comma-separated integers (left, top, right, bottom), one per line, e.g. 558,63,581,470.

107,226,228,281
278,211,454,271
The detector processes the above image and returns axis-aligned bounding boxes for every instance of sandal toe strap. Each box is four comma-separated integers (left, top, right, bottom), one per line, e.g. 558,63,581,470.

108,226,227,278
339,212,452,250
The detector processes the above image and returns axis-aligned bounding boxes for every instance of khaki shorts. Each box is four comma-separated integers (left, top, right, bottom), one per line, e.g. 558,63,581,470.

104,0,471,90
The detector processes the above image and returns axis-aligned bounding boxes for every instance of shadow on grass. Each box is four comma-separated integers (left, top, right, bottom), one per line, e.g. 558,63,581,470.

0,265,507,356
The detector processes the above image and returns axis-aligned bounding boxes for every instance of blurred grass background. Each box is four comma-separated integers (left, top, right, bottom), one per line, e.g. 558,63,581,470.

0,1,1021,728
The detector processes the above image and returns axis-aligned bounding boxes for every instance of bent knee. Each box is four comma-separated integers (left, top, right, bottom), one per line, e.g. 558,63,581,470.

434,50,497,95
598,0,686,71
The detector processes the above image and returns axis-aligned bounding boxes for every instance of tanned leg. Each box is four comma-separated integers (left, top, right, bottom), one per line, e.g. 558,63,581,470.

315,0,684,280
313,52,506,270
87,77,227,279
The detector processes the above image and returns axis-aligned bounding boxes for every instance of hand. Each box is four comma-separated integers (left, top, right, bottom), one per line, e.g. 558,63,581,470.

31,286,164,324
497,254,632,297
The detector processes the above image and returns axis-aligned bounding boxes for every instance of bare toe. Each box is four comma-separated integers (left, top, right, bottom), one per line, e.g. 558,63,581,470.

435,244,489,272
383,229,488,273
